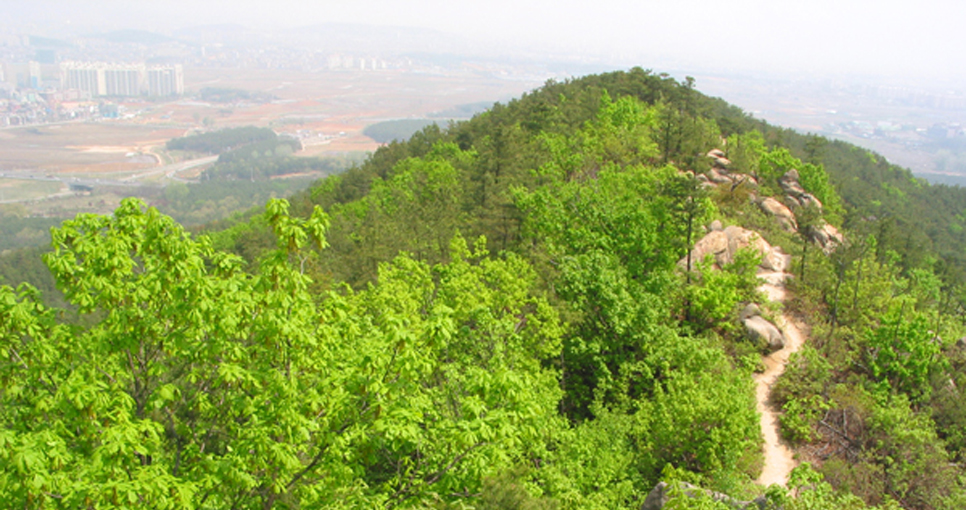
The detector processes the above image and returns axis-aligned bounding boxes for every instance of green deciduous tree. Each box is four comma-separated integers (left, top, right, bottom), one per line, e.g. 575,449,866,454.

0,199,564,508
865,310,948,402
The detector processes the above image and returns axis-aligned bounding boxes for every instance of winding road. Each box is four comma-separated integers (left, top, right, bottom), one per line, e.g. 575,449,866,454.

0,155,216,204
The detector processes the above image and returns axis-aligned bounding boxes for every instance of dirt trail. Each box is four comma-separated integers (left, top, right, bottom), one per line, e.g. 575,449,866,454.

753,270,807,487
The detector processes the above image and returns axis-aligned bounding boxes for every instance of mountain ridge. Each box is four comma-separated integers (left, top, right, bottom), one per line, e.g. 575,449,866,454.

1,68,965,509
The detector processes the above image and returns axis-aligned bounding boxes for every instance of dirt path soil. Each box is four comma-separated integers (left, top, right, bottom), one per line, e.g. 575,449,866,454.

753,271,806,487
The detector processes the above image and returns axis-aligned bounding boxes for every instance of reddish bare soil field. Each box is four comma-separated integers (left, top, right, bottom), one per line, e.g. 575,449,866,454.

2,68,538,175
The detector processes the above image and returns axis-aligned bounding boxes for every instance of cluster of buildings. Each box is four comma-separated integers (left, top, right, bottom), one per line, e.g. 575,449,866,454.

325,54,389,71
0,57,185,126
876,85,966,110
61,62,184,97
2,61,183,98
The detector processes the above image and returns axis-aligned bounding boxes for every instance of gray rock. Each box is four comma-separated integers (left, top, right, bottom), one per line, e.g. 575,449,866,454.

779,169,806,198
707,167,733,184
709,220,723,232
706,149,732,169
712,155,732,169
724,225,770,265
758,197,797,232
799,193,823,210
808,222,844,253
760,246,791,272
641,482,671,510
642,481,769,510
784,195,803,211
740,303,762,320
682,225,787,273
743,315,785,351
681,230,729,270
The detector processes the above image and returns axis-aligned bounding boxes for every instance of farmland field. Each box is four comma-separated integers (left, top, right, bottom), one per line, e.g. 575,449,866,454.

0,66,541,250
1,67,539,177
0,124,183,174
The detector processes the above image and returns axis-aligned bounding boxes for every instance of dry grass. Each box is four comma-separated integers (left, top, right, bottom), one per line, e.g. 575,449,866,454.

0,123,183,173
0,179,64,201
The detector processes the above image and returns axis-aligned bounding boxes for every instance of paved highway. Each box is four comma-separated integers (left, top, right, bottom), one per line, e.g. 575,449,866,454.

0,155,217,203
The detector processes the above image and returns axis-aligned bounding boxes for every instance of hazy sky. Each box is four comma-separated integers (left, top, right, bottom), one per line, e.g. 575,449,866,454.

6,1,966,87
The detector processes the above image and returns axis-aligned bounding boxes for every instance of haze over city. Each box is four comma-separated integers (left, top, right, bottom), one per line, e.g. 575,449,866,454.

2,0,966,208
7,0,966,86
6,4,966,508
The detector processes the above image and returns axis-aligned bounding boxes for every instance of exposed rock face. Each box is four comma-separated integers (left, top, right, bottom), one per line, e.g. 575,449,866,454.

743,315,785,351
642,481,768,510
740,303,762,320
707,149,732,169
740,301,785,353
760,245,791,273
779,169,806,198
779,169,826,215
758,197,797,232
808,222,844,253
683,224,789,352
707,167,733,184
685,230,729,269
784,193,823,212
682,225,790,273
735,174,758,189
723,225,769,266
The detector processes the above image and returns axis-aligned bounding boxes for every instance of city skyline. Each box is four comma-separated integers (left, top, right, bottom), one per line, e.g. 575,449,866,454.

3,1,965,90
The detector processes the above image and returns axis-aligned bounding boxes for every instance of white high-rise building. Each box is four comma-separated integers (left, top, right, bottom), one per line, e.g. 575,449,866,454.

146,64,183,96
63,62,105,96
60,61,184,97
103,64,143,96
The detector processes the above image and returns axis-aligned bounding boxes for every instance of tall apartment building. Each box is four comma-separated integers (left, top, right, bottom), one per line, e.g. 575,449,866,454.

2,61,44,89
103,65,143,96
63,62,106,96
146,64,183,96
60,61,184,97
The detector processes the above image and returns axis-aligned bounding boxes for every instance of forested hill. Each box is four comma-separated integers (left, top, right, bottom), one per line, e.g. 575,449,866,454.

2,68,966,509
208,69,966,290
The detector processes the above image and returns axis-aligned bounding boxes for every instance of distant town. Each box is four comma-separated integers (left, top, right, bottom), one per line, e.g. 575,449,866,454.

0,25,567,130
3,23,966,184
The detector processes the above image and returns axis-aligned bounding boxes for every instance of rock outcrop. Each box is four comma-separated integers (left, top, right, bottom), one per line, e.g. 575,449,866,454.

707,167,734,184
682,225,790,273
808,222,844,253
697,149,764,194
758,197,797,232
707,149,732,170
777,169,824,210
684,225,789,352
778,169,806,198
742,311,786,351
642,481,768,510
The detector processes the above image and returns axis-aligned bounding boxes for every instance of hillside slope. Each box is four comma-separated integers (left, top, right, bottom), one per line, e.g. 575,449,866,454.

2,68,965,509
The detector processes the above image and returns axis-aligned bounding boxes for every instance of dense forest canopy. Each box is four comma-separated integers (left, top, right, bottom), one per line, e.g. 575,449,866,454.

363,119,440,143
166,126,279,154
3,68,966,509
